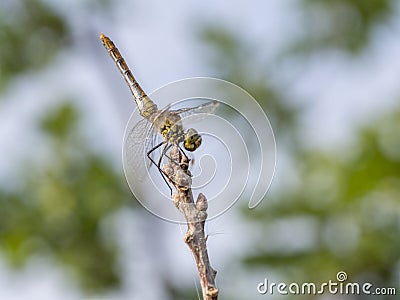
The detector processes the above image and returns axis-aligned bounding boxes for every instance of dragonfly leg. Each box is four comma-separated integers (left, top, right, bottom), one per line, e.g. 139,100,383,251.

162,145,190,172
158,143,172,168
177,144,191,169
158,144,174,193
147,141,174,195
163,146,183,168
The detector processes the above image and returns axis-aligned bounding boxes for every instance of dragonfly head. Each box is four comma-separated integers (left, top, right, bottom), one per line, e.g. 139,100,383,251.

184,128,202,152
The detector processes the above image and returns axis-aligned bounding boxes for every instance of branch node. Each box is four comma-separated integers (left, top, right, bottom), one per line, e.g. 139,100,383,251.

196,193,208,211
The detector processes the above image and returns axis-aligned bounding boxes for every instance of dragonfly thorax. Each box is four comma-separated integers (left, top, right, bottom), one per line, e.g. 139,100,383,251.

157,112,185,144
155,113,202,151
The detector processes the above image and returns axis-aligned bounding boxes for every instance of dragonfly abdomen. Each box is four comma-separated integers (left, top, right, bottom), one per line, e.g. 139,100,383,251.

100,33,158,119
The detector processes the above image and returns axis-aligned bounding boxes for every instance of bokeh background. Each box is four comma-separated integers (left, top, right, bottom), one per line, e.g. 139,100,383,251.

0,0,399,299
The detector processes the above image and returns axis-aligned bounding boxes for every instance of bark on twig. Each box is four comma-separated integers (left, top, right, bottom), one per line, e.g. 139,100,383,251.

163,146,219,300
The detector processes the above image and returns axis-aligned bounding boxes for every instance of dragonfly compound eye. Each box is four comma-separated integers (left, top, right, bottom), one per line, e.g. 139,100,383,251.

184,128,202,152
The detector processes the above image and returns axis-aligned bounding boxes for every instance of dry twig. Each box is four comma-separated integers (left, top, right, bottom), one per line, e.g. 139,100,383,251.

164,146,219,300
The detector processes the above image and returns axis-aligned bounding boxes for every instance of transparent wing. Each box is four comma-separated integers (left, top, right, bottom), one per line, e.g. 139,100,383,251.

144,120,164,166
124,118,155,181
174,100,219,120
125,101,219,181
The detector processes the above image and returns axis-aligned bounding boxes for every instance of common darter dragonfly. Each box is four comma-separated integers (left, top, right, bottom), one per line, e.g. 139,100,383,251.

100,33,218,193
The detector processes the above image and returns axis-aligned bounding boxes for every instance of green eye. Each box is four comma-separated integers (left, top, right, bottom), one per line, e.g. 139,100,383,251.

184,128,202,152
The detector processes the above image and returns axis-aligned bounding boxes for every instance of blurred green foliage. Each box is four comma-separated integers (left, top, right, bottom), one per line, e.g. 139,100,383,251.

0,0,134,294
166,284,201,300
244,107,400,298
40,102,79,139
199,27,300,148
0,0,68,91
0,103,131,292
0,0,398,298
198,1,399,300
297,0,394,53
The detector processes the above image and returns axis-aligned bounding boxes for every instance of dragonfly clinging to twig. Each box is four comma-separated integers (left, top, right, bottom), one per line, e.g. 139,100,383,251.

100,33,218,193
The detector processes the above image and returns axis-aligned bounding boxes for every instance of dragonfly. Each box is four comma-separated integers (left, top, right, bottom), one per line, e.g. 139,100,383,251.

100,33,218,193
